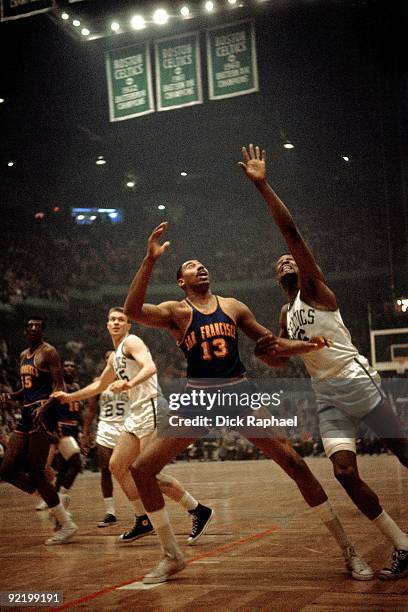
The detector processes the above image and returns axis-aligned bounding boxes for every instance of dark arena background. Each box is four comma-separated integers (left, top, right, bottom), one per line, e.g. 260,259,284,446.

0,0,407,610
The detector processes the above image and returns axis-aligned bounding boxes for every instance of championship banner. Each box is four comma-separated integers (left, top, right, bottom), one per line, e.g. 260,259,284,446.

1,0,55,21
105,43,154,122
154,31,203,112
206,19,259,101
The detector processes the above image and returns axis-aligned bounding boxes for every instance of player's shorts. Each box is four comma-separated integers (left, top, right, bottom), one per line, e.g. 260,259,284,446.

56,420,80,440
123,395,168,439
15,399,57,435
96,420,124,449
313,356,385,457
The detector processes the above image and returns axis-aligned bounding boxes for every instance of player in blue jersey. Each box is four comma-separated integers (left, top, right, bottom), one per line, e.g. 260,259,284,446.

240,142,408,580
122,223,373,584
0,317,78,545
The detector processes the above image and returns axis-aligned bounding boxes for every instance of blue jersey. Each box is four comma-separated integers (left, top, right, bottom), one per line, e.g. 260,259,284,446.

178,296,246,380
20,345,54,405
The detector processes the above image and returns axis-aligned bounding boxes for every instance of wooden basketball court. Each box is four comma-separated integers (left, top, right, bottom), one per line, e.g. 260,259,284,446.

1,455,407,611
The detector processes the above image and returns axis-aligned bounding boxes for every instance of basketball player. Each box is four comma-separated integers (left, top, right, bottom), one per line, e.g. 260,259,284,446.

240,143,408,580
53,308,213,544
123,223,373,584
35,360,82,511
0,317,78,545
81,350,131,528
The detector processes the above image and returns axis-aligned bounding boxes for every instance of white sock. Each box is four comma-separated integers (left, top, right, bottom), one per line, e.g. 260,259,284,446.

147,507,183,558
103,497,115,516
131,499,146,516
50,502,73,527
313,501,354,556
372,510,408,550
179,492,198,512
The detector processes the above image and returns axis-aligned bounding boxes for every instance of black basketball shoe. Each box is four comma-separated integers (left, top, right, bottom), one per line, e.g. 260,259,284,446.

187,503,214,545
378,549,408,580
117,514,154,544
97,513,117,528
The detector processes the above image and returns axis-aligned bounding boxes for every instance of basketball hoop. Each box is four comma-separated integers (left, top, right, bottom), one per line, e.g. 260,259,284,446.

393,356,408,375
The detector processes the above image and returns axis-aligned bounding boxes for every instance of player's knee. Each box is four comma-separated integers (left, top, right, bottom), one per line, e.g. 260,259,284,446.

68,452,82,472
108,456,123,479
131,456,156,486
333,462,358,486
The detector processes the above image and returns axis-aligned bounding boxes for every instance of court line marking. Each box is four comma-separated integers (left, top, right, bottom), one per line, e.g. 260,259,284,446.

52,527,280,610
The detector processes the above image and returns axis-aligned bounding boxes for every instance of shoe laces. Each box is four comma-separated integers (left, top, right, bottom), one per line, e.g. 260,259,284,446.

388,549,406,572
190,515,199,537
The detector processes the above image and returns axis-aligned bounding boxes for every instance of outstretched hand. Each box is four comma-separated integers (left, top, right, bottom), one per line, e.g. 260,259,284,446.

147,222,170,261
239,144,267,183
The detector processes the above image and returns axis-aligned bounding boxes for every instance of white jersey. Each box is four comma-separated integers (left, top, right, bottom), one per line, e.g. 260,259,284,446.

286,290,361,379
113,336,161,410
98,389,129,423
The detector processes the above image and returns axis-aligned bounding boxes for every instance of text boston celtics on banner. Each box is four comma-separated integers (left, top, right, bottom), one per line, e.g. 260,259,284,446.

206,19,259,101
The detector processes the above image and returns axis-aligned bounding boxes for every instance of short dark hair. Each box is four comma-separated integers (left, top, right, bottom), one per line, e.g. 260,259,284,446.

63,360,76,368
176,264,184,280
24,316,45,330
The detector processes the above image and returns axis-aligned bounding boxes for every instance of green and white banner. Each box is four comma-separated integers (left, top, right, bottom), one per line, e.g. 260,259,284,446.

1,0,55,21
155,31,202,112
106,43,154,122
206,19,259,100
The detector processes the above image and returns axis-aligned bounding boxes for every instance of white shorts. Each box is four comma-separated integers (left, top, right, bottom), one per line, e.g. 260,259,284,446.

96,420,124,450
313,357,385,458
123,395,167,439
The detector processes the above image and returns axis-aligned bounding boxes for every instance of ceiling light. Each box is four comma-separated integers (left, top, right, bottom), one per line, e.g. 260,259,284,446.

180,5,190,17
205,1,214,11
342,156,350,162
153,9,169,25
73,19,80,27
111,22,120,32
228,0,237,4
130,15,145,30
0,98,4,103
96,156,106,165
158,204,166,210
283,142,294,149
126,181,135,188
7,161,14,167
77,215,85,220
81,28,90,36
180,171,188,176
61,12,69,20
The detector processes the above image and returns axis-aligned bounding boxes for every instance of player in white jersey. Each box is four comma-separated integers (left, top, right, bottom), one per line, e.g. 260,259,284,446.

241,143,408,580
54,307,213,544
81,350,131,527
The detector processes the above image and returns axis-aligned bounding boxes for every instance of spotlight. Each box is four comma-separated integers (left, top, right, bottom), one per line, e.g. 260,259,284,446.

342,156,350,162
126,181,135,188
158,204,166,210
130,15,146,30
90,215,97,220
96,156,106,165
153,9,169,25
180,171,188,176
81,28,90,36
72,19,80,27
283,142,294,149
7,161,14,167
180,5,190,17
61,12,69,20
0,98,4,103
205,1,214,11
111,22,120,32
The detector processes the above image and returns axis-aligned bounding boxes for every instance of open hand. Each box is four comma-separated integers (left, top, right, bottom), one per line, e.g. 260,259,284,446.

147,222,170,261
239,144,267,183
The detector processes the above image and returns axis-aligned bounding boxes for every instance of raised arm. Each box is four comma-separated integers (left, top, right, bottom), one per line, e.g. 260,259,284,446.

123,222,176,329
240,144,336,308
